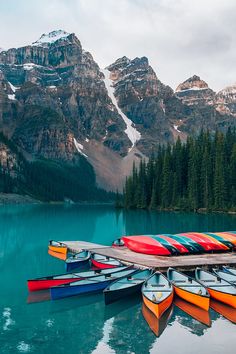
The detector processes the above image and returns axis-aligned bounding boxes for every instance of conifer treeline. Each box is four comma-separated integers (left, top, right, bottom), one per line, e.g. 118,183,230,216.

122,129,236,211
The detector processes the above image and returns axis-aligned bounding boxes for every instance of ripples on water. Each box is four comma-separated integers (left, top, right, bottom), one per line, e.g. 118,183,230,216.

0,205,236,353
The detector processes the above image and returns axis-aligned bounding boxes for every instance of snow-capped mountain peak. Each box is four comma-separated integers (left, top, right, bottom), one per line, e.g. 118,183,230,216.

32,30,71,47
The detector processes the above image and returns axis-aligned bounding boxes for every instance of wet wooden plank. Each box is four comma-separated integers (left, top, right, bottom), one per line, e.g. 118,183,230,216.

62,241,236,271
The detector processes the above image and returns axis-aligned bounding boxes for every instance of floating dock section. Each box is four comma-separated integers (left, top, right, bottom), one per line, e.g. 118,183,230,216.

61,241,236,271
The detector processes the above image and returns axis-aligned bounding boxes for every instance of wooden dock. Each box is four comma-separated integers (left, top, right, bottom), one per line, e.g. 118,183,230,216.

62,241,236,271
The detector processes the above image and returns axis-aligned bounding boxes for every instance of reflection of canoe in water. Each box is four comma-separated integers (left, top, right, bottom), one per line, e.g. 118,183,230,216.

48,240,67,255
104,295,141,321
174,297,211,326
210,299,236,324
196,268,236,308
168,268,210,311
142,302,173,337
142,272,173,318
48,249,67,261
27,290,51,304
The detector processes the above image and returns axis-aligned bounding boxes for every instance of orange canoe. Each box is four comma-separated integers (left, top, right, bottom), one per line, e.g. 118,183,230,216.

196,268,236,308
174,297,211,326
142,272,173,318
168,268,210,311
48,240,67,255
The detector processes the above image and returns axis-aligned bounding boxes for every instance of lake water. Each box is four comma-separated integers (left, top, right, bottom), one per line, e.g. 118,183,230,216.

0,205,236,354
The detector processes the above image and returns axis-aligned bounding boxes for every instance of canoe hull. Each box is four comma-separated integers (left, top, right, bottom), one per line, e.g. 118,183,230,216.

122,236,171,256
48,245,67,255
208,288,236,308
173,286,210,311
91,259,117,269
28,278,82,292
104,282,143,305
142,292,173,318
51,280,111,300
65,259,90,272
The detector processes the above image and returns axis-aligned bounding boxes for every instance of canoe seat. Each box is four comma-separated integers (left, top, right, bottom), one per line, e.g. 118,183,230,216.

209,284,233,288
175,284,203,288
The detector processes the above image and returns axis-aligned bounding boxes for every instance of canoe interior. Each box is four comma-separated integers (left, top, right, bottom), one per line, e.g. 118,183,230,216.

168,268,208,296
107,269,152,291
143,273,172,303
195,268,236,295
58,267,136,288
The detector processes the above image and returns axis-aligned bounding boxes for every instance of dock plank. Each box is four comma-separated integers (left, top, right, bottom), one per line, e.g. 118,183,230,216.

62,241,236,271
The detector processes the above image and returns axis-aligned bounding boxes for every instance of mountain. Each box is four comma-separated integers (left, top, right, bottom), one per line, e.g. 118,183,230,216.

0,30,236,201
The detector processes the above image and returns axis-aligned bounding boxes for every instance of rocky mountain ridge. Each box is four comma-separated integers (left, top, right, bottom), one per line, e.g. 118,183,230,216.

0,30,235,198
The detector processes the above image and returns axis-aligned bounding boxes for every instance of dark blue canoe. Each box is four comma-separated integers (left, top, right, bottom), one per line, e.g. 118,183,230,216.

104,268,152,305
65,250,91,272
50,267,136,300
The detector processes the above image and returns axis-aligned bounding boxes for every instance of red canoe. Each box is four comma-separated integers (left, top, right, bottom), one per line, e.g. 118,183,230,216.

91,253,123,269
179,233,217,252
157,235,189,254
121,236,171,256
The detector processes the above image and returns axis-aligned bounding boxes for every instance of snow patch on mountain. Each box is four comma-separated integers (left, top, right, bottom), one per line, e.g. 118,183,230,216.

102,69,141,147
32,30,70,47
73,138,88,158
8,81,17,93
174,125,181,132
176,86,208,93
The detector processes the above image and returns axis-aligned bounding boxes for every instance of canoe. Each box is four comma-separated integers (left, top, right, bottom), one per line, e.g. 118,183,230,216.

50,267,136,300
174,297,211,326
112,238,125,248
210,299,236,324
163,234,199,254
179,233,220,252
205,233,233,250
222,266,236,276
195,268,236,308
152,235,180,255
212,268,236,285
104,268,152,305
27,265,129,292
48,240,67,255
142,302,173,337
175,234,205,253
167,268,210,310
156,235,189,254
142,272,173,318
211,232,236,248
91,253,123,269
65,250,91,272
184,233,226,252
48,249,67,261
121,236,171,256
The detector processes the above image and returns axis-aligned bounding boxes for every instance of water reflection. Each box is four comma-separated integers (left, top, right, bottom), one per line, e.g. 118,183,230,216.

174,297,211,327
210,299,236,324
142,303,173,337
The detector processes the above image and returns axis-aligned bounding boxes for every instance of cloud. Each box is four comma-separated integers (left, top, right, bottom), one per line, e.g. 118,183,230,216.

0,0,235,91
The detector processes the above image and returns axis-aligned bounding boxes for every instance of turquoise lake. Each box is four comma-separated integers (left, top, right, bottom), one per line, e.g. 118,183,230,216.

0,204,236,354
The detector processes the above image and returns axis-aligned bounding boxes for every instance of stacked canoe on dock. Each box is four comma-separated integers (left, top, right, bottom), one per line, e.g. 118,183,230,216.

119,231,236,256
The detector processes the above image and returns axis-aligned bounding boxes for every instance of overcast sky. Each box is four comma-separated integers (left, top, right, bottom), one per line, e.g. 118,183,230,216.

0,0,235,91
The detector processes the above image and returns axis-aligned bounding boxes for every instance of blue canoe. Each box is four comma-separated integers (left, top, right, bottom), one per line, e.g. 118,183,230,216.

50,267,136,300
65,250,91,272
